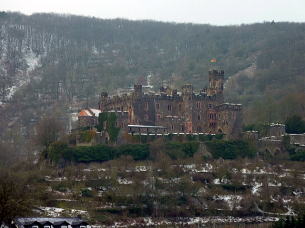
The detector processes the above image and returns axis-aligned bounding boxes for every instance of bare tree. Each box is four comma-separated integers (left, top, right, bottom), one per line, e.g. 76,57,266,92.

35,116,64,150
0,143,18,167
0,171,32,226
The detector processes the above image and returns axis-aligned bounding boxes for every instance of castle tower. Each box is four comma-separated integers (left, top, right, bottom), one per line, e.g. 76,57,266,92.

99,92,108,111
207,69,224,100
182,84,194,132
133,84,143,98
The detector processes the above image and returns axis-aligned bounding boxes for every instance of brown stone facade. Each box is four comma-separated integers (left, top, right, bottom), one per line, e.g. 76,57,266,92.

99,69,242,138
78,109,101,129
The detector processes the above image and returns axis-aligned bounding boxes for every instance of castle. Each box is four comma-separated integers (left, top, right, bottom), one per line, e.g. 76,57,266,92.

98,69,242,138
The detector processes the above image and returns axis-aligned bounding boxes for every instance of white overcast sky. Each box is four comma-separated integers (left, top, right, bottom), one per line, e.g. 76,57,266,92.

2,0,305,25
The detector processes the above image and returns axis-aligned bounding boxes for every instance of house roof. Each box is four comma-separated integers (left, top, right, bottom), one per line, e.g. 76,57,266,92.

89,109,101,117
78,109,101,117
53,221,70,226
128,124,166,129
14,218,86,228
78,110,92,117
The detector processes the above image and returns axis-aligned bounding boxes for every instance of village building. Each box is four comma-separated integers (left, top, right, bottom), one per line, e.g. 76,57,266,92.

78,108,101,128
11,218,90,228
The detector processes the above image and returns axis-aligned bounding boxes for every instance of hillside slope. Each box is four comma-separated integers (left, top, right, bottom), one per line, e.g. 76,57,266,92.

1,12,305,144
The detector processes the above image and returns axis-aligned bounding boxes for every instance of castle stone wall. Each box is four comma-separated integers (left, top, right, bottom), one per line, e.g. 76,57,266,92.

98,69,242,137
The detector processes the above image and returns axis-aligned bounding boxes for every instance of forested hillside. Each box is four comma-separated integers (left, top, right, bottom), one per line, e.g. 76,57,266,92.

0,12,305,146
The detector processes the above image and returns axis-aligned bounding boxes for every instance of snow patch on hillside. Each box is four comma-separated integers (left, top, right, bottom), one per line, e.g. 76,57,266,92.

3,50,40,102
252,182,262,195
25,50,40,72
38,206,88,217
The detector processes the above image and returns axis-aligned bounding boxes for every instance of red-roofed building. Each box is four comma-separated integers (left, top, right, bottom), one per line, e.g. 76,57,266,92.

78,108,101,128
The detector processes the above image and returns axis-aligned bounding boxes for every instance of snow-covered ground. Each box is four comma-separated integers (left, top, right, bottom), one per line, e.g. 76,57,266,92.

252,182,263,195
213,195,243,210
98,216,279,227
38,206,88,217
117,177,133,185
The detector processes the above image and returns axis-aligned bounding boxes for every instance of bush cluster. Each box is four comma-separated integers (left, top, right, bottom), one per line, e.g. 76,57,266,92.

47,142,149,163
273,215,305,228
205,140,256,159
47,138,256,164
163,141,199,160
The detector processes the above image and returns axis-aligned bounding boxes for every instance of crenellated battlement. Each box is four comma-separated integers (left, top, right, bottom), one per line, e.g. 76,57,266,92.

215,103,242,111
209,69,224,77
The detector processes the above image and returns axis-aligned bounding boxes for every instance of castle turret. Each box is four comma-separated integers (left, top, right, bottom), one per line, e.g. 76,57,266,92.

207,69,224,99
133,84,143,98
182,84,194,132
99,92,108,111
182,84,193,96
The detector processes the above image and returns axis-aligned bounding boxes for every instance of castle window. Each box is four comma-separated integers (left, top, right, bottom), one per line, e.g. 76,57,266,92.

181,125,185,131
144,102,149,111
156,103,160,109
208,104,213,108
168,105,172,111
209,122,216,128
196,102,200,108
198,115,201,120
157,114,161,120
171,125,174,130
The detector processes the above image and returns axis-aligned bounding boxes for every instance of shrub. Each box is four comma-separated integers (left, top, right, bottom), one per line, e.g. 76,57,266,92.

205,140,256,159
164,141,199,159
81,188,93,197
48,143,149,163
47,141,69,163
285,115,305,134
117,144,150,160
290,149,305,161
79,130,96,143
